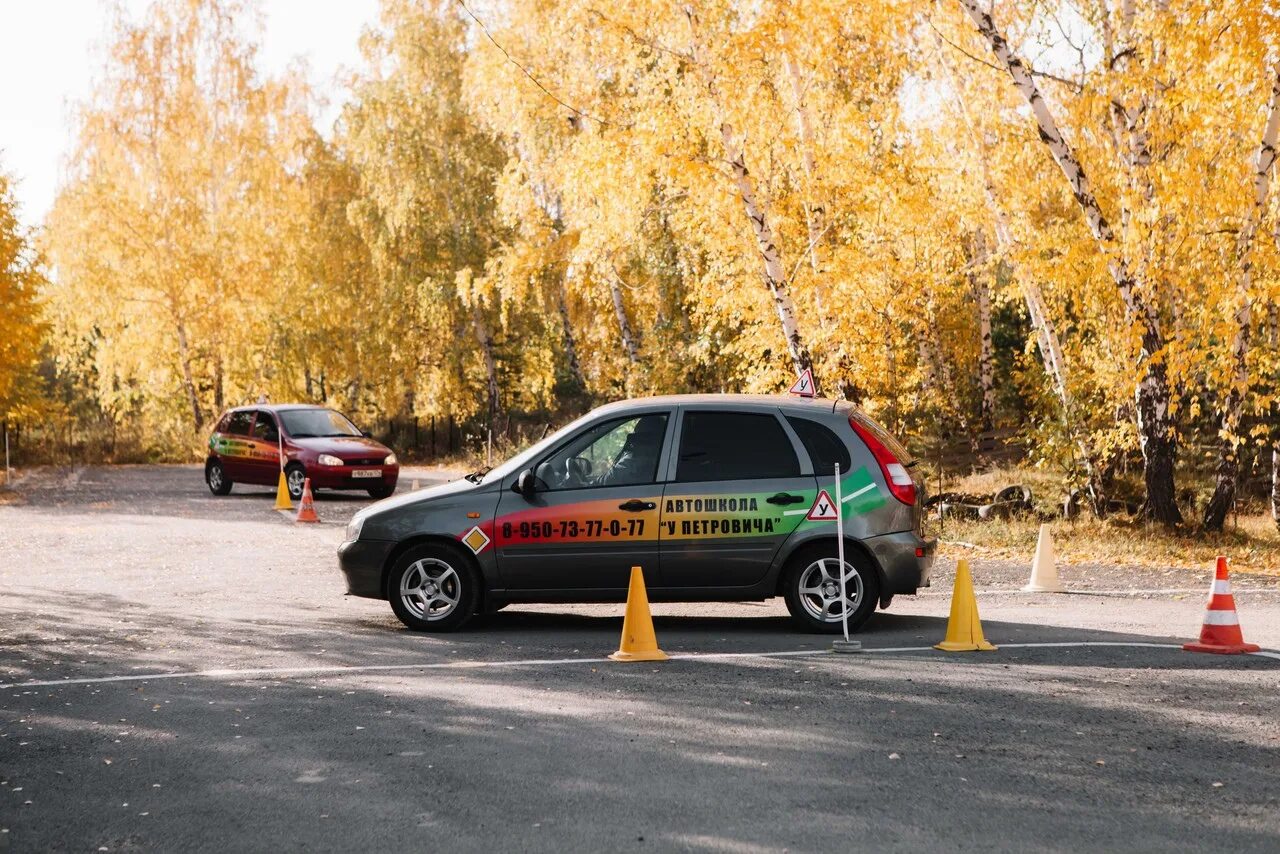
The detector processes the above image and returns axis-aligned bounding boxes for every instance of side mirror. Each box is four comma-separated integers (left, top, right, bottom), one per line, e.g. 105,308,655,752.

362,430,372,438
513,469,538,499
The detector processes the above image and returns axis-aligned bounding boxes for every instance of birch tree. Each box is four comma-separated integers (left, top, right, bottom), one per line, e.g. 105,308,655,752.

957,0,1177,523
1202,65,1280,531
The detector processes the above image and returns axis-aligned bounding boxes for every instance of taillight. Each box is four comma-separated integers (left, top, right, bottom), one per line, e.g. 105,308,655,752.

849,416,917,506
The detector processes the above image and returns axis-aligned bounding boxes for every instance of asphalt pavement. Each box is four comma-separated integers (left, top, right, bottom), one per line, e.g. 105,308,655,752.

1,465,1278,852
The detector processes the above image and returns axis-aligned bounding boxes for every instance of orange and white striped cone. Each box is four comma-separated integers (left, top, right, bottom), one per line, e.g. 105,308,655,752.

294,478,320,524
1183,556,1259,655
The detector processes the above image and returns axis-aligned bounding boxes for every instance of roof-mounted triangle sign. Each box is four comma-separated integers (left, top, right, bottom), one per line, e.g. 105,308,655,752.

806,489,839,521
788,368,815,398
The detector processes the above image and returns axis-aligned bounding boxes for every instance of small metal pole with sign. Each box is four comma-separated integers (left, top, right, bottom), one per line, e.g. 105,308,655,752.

832,461,861,653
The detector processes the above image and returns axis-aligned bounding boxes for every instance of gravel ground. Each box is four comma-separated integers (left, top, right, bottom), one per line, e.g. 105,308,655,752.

1,465,1277,852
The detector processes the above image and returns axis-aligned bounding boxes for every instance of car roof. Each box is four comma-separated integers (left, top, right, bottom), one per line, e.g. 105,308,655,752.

223,404,334,414
223,395,846,419
590,394,842,416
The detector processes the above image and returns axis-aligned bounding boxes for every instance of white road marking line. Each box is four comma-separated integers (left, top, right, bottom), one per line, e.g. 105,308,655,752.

916,587,1280,597
2,641,1275,691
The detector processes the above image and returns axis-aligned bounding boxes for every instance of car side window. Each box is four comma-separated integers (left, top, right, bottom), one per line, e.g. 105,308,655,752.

215,412,233,433
787,417,850,474
535,414,668,491
251,412,278,441
226,411,254,436
676,411,800,482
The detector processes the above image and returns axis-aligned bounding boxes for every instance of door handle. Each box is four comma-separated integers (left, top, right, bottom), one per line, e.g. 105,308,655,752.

766,493,806,506
619,499,656,512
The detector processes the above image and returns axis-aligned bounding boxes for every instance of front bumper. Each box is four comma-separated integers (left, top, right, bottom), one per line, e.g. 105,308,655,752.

862,530,936,603
337,537,395,599
310,464,401,491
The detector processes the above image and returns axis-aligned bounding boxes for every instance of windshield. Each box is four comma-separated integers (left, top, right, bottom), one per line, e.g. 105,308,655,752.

279,408,363,439
469,410,603,485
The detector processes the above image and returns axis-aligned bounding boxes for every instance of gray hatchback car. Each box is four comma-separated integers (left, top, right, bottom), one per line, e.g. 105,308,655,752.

338,395,935,633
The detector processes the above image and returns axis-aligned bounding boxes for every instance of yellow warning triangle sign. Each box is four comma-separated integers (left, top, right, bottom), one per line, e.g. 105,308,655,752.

806,488,838,521
788,368,815,397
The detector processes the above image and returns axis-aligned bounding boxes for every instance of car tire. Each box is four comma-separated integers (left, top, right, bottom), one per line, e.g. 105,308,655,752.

367,485,395,500
387,543,479,632
782,543,880,634
206,460,233,496
284,463,307,500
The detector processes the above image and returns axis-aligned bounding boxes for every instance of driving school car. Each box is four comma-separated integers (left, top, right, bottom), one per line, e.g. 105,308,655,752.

205,404,399,500
339,395,934,633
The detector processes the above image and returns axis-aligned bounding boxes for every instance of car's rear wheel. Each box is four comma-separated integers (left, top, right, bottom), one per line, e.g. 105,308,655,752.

206,460,232,496
388,543,478,632
783,544,880,634
285,463,307,500
367,484,395,499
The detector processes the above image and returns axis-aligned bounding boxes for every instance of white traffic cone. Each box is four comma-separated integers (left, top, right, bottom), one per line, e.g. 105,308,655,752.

1023,523,1065,592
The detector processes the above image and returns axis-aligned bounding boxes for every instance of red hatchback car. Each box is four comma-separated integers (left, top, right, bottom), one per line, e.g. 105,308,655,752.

205,404,400,500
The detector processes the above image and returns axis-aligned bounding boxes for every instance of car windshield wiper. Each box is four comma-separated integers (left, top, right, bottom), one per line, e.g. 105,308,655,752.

464,466,492,484
290,432,317,438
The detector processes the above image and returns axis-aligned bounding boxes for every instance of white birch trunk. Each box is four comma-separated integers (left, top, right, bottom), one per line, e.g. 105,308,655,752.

971,229,996,432
1203,65,1280,530
471,302,500,418
778,53,829,286
933,25,1099,506
720,124,814,379
1272,441,1280,531
610,275,641,365
958,0,1181,524
174,316,202,431
556,283,586,388
686,7,815,385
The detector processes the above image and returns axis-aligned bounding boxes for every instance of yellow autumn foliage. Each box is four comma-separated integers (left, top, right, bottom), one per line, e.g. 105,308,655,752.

24,0,1280,525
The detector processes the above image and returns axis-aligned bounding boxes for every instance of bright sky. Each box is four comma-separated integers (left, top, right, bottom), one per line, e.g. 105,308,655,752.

0,0,380,230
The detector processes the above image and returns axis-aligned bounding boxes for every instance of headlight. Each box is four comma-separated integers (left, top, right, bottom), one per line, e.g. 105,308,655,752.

344,514,365,543
384,453,398,466
318,453,343,467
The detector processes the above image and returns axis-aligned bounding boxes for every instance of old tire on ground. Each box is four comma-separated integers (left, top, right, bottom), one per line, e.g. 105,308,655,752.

285,463,307,500
387,542,479,632
782,543,880,634
205,460,232,496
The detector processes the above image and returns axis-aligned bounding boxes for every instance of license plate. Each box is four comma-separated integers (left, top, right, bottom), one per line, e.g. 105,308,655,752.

352,469,381,479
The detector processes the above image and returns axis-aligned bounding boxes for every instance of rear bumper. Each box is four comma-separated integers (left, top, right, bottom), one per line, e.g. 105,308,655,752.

310,465,400,491
862,530,936,603
337,538,395,599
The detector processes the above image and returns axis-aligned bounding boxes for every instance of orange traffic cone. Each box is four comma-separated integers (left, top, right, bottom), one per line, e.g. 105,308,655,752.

1183,556,1259,655
294,478,320,524
609,566,668,662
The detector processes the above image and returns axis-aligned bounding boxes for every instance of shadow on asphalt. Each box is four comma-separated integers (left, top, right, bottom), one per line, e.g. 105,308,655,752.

3,600,1278,851
5,586,1274,691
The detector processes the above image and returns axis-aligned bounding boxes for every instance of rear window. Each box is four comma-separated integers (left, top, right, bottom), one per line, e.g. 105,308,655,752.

676,411,800,482
787,417,851,475
225,411,254,436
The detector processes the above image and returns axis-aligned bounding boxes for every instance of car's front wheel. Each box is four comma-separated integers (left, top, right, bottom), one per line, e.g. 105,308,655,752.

284,463,307,500
782,544,880,634
206,460,232,496
367,484,395,499
387,543,479,632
